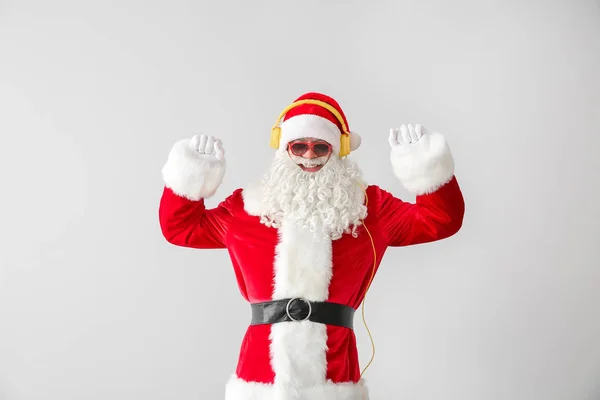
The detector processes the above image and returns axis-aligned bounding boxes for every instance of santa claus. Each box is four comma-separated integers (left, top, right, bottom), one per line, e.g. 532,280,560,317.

158,92,465,399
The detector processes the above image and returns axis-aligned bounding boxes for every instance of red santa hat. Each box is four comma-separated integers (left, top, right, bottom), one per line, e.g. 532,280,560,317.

270,92,361,157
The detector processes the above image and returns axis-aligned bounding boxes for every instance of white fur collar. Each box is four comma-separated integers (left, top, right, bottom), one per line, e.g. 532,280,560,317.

241,183,265,216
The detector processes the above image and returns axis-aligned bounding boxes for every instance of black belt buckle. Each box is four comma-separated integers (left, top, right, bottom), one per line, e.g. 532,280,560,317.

250,297,355,329
285,297,312,322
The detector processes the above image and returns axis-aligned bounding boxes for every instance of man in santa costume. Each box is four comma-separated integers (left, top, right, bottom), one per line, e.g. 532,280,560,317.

158,92,465,399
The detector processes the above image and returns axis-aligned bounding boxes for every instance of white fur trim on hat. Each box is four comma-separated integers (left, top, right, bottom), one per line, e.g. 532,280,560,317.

277,114,353,155
349,131,361,151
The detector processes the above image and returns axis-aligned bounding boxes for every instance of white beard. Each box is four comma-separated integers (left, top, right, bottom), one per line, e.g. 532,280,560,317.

257,151,368,241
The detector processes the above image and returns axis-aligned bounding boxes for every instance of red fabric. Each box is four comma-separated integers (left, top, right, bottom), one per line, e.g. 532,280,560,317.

283,92,349,133
158,177,465,384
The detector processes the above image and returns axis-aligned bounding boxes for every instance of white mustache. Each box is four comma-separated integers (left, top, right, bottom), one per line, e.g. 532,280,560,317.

289,154,328,167
299,159,325,167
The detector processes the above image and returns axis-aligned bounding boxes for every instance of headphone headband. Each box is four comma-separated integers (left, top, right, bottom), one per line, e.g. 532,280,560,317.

270,99,351,157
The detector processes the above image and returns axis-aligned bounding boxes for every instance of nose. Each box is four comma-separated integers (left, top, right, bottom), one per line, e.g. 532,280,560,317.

303,148,318,158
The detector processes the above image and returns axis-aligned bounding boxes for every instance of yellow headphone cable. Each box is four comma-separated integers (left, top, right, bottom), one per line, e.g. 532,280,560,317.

358,184,377,387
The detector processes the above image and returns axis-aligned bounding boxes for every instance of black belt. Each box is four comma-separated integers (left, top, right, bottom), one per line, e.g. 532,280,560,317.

250,298,356,330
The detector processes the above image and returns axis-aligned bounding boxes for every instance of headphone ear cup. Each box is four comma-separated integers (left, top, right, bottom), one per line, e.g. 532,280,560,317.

339,134,351,157
270,126,281,149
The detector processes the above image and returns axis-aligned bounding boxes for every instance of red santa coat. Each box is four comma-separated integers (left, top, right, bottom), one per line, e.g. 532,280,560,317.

158,131,465,400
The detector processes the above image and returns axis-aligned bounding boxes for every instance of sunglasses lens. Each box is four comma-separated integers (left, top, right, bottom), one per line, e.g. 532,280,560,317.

314,144,330,156
291,143,309,154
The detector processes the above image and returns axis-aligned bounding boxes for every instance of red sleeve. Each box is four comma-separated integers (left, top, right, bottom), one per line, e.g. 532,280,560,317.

158,186,239,249
372,176,465,247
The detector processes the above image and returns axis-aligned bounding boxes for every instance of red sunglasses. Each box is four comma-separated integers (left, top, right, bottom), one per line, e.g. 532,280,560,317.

288,140,333,157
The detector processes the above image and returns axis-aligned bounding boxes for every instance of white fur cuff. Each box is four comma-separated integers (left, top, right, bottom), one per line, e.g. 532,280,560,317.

161,138,226,201
390,131,455,195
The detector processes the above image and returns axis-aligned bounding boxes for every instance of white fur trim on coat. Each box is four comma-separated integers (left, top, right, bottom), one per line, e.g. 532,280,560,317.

241,184,264,217
161,138,226,201
240,184,351,397
390,131,455,195
225,374,369,400
269,218,332,393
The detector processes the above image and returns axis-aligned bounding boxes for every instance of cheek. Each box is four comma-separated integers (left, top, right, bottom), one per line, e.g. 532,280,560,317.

287,149,301,163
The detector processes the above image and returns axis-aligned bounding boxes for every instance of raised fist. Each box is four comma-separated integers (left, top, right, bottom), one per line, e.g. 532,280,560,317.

389,124,426,150
188,134,225,164
161,133,227,201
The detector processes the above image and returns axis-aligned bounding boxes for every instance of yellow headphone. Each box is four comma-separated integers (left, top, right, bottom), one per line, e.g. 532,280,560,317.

270,99,352,157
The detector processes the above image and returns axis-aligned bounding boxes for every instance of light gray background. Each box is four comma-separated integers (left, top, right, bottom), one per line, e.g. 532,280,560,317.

1,1,599,399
